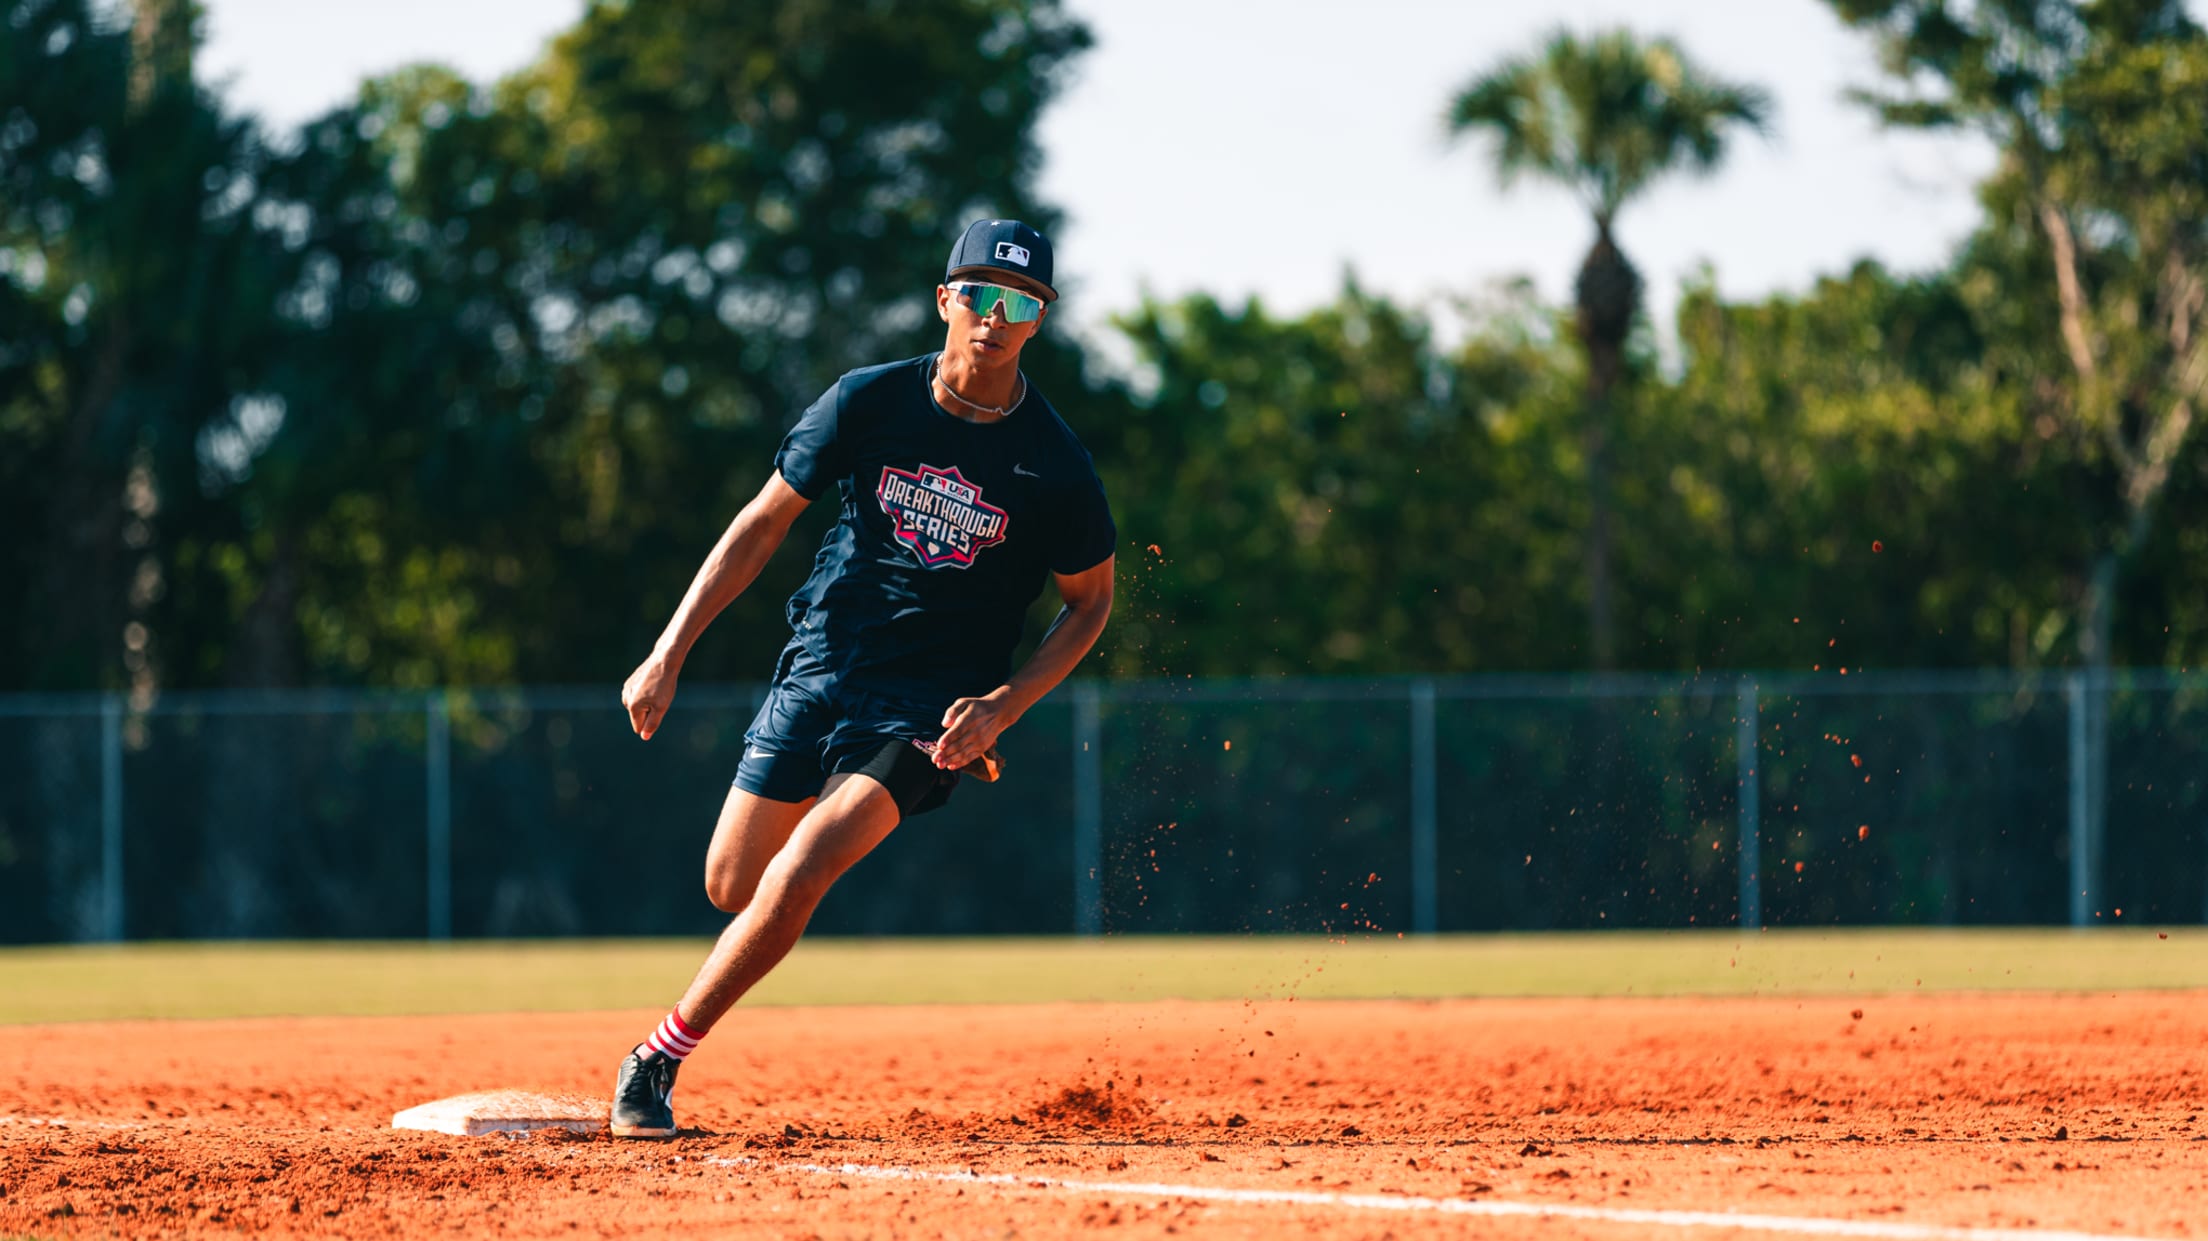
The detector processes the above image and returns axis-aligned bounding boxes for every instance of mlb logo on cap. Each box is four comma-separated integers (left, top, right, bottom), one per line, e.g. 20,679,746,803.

947,218,1057,301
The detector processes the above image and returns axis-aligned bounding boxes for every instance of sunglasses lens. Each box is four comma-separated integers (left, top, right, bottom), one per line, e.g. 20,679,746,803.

957,283,1043,323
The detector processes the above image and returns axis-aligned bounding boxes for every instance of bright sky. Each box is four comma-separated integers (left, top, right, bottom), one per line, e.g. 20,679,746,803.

195,0,2014,347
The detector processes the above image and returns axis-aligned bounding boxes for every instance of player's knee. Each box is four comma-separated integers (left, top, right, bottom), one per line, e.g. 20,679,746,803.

703,869,751,915
758,853,839,915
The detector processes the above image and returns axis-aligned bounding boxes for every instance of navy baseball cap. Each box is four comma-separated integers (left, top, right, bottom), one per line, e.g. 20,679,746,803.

946,218,1057,301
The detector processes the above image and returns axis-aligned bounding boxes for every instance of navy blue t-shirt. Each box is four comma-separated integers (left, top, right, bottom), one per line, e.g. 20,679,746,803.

773,354,1116,701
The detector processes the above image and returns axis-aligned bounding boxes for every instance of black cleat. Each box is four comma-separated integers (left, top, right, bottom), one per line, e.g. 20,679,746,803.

611,1045,680,1138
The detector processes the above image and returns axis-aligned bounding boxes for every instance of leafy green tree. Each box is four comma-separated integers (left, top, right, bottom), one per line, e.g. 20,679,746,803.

1102,281,1586,676
200,65,540,688
1827,0,2208,913
1638,262,2050,670
1827,0,2208,670
0,0,297,692
1446,29,1771,668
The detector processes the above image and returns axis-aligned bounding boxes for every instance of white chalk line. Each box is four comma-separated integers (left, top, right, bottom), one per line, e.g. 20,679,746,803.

5,1114,2176,1240
707,1156,2169,1241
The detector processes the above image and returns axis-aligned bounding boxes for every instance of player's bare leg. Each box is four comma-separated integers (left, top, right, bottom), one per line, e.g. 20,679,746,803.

611,774,903,1137
701,787,812,913
675,773,902,1027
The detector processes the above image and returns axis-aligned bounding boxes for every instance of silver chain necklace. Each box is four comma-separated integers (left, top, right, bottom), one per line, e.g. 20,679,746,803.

930,354,1025,420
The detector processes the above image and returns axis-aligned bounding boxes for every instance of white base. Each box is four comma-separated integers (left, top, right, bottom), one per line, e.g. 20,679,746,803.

392,1090,608,1137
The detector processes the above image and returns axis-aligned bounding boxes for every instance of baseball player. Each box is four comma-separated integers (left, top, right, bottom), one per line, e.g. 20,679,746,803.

608,219,1116,1137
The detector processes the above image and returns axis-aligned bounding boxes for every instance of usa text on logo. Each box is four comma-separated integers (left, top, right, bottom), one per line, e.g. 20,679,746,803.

876,464,1010,569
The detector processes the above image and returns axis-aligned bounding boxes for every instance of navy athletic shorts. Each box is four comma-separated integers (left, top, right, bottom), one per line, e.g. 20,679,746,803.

734,640,961,815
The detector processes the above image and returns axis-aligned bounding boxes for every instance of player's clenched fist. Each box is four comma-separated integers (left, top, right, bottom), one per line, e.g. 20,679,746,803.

623,651,679,740
934,694,1014,771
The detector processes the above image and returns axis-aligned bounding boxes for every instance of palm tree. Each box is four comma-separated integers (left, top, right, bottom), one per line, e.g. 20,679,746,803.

1448,30,1770,668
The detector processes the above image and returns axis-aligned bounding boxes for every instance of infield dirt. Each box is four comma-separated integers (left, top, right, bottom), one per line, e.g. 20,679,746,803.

2,992,2202,1238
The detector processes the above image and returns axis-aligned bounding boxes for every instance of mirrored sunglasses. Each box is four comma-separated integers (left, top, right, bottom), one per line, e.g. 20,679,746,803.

948,280,1045,324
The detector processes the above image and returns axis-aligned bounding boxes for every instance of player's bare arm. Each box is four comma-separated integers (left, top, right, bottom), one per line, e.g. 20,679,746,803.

932,555,1114,772
621,471,811,740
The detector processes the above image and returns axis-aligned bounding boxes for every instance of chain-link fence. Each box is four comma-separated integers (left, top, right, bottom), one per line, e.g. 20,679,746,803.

3,672,2203,943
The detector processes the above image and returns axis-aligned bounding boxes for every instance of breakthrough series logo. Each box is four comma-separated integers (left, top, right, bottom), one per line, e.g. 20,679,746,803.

875,463,1009,569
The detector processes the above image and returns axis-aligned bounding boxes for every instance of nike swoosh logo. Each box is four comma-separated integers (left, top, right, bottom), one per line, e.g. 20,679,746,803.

746,748,772,761
1013,464,1041,478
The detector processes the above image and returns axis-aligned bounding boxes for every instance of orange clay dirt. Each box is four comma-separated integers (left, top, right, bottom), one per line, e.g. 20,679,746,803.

1,993,2203,1239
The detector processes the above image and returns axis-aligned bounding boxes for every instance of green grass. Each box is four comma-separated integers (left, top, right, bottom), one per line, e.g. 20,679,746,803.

0,929,2202,1025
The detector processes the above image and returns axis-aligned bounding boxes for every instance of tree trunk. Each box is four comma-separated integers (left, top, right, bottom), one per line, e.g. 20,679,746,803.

225,533,304,689
2033,190,2205,924
130,0,198,111
1574,218,1640,670
27,323,134,690
2071,483,2164,923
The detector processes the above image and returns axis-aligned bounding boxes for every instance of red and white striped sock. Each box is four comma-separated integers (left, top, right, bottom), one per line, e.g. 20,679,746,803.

643,1010,704,1061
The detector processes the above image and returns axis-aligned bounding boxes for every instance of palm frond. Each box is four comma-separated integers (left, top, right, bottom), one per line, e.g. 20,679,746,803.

1446,58,1575,195
1444,27,1773,221
1843,86,1961,129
